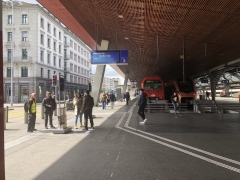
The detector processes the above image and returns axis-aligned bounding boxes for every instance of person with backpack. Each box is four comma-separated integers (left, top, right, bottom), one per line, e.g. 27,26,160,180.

81,90,94,130
26,93,37,132
109,91,116,109
138,89,147,125
42,92,56,129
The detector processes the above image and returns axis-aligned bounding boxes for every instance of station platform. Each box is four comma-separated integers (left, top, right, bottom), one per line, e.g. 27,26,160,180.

4,97,240,179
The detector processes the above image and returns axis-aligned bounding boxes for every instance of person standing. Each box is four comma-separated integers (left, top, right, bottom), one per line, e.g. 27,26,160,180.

171,92,181,118
73,92,83,129
27,93,37,132
42,92,56,129
100,93,107,110
206,91,210,100
109,92,116,109
81,90,94,130
138,89,147,125
125,92,130,105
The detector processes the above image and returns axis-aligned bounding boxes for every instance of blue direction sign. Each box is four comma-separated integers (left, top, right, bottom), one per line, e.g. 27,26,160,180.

130,79,137,82
91,50,128,65
222,80,229,84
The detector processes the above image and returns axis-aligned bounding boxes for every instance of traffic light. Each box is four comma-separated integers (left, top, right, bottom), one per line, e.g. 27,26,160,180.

52,74,57,87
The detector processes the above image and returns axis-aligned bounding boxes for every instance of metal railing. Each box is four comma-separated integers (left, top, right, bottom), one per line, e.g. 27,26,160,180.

3,56,33,63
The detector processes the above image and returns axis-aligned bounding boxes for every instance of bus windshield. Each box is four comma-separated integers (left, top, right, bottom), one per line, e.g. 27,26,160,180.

144,80,162,90
177,79,194,93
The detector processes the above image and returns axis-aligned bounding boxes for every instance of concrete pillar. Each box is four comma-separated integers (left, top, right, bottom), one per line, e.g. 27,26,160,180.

0,1,6,179
122,73,129,93
208,71,223,101
91,40,109,106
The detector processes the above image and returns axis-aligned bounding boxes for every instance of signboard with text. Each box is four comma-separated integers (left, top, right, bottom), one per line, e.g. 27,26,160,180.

91,50,128,65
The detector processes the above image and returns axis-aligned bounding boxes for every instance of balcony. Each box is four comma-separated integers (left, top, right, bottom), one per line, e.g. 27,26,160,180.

20,40,30,46
64,67,70,72
3,56,33,63
64,54,70,60
64,41,70,48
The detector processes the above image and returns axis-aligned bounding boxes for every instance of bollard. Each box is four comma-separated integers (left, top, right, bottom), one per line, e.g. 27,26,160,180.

24,111,28,124
41,105,44,119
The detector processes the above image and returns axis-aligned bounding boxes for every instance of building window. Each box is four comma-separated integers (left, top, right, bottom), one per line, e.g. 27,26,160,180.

7,49,11,61
22,49,28,59
53,56,56,66
74,43,77,50
70,40,73,47
22,31,28,41
48,70,50,79
74,54,77,62
70,63,73,71
47,54,50,64
53,42,56,51
47,38,50,48
7,67,11,77
21,67,28,77
59,32,61,40
40,34,44,44
70,51,73,59
53,28,56,36
40,51,43,61
7,32,12,41
59,45,61,53
78,46,80,52
59,58,61,68
47,23,50,33
22,14,28,24
64,36,67,45
40,18,44,28
41,68,43,78
8,15,12,24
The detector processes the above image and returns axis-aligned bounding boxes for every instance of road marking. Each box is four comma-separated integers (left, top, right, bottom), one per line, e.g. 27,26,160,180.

115,105,240,173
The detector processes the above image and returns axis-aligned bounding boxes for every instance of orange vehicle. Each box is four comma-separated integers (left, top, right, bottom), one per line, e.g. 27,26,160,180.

141,76,165,100
165,78,196,105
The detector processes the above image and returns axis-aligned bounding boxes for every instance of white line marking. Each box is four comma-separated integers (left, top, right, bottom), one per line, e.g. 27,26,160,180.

114,104,240,173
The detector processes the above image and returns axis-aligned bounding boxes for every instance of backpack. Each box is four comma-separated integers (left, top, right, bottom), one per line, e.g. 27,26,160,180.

24,101,29,112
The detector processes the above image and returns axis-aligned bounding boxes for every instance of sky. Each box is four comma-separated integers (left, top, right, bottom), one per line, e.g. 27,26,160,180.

17,0,124,83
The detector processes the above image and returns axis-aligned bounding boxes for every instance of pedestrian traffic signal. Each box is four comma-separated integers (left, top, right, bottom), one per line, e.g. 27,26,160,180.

52,74,57,87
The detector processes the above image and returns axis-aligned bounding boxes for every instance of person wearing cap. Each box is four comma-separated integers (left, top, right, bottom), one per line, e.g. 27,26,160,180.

137,88,147,124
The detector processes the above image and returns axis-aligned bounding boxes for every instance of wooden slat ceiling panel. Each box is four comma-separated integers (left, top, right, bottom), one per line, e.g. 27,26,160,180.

58,0,240,83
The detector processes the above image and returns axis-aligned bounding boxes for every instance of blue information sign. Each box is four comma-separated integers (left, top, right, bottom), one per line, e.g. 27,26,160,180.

91,50,128,65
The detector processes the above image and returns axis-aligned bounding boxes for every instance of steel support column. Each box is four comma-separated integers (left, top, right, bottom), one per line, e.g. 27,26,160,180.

91,40,109,106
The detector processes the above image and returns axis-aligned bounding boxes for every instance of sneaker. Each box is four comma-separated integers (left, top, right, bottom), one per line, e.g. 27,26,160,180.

74,126,78,129
143,119,147,123
140,121,145,125
33,129,37,131
51,126,56,129
45,126,48,129
91,127,95,129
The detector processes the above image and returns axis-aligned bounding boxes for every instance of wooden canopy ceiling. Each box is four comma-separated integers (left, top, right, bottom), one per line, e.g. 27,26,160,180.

38,0,240,83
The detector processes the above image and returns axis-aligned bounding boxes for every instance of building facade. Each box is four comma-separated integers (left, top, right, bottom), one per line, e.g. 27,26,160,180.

92,75,121,92
2,2,91,102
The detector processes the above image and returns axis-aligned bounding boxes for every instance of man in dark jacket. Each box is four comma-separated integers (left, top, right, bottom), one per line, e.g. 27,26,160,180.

125,92,130,105
27,93,37,132
109,92,116,109
42,92,56,129
138,89,147,125
81,90,94,130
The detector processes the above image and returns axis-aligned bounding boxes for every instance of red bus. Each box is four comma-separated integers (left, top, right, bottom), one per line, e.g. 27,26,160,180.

141,76,165,100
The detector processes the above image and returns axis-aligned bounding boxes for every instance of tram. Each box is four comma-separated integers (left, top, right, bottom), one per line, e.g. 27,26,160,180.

165,78,196,105
141,76,165,100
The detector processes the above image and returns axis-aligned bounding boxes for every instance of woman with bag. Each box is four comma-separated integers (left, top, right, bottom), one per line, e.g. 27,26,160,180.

73,92,83,129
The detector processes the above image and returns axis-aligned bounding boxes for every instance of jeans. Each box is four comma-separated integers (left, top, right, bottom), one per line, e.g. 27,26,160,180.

172,102,179,112
45,110,53,127
102,101,106,109
110,101,114,109
75,109,83,126
138,105,146,120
